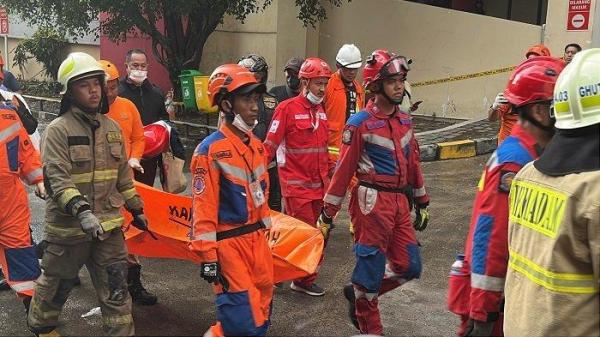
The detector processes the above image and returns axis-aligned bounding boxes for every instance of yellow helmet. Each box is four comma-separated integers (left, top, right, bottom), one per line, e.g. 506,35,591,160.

553,48,600,129
57,52,105,95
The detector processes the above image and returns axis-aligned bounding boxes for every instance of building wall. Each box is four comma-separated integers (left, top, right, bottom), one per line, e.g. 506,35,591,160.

318,0,543,119
543,0,597,54
1,37,99,81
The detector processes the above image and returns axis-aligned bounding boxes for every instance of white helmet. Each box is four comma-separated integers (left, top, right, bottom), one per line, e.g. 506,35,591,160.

552,48,600,129
57,52,105,95
336,44,362,69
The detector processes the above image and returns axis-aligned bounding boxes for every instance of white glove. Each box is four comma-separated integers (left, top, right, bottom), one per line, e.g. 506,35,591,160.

78,210,104,239
492,93,509,110
128,158,144,173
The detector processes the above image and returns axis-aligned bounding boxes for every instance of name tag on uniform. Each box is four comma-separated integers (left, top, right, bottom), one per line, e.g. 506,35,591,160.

366,120,385,130
249,180,265,206
106,131,122,143
295,114,309,120
319,112,327,120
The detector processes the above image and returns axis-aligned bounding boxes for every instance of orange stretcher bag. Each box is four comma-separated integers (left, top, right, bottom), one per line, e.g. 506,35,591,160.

123,182,324,283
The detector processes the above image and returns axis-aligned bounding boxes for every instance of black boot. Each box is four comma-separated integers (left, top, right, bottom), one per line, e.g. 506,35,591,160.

127,265,157,305
343,284,359,330
0,271,9,291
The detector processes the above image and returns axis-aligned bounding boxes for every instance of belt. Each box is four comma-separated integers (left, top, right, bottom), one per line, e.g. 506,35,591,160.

216,222,266,241
358,181,414,208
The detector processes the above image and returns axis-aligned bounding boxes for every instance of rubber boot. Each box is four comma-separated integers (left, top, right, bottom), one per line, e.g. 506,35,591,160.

0,269,10,291
127,264,157,305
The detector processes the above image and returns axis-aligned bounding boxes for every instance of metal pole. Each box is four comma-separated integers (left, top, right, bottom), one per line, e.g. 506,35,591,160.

3,34,7,72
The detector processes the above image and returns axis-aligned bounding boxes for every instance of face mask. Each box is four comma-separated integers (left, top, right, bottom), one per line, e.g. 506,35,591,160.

232,113,257,134
287,75,300,90
306,91,323,105
129,69,148,84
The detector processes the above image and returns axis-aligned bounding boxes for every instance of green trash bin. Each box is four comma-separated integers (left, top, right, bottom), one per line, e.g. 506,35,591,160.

179,69,202,110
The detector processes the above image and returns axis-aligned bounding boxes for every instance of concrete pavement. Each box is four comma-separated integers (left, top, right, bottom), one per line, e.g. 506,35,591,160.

0,155,488,336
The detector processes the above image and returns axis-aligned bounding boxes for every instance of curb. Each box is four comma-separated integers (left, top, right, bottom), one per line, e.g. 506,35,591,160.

419,136,498,162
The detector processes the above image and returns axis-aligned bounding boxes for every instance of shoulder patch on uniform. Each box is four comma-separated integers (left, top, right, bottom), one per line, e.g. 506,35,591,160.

193,176,206,195
106,131,122,143
342,129,353,145
212,150,232,160
496,136,534,167
263,95,278,109
346,111,370,127
498,170,516,193
269,120,280,133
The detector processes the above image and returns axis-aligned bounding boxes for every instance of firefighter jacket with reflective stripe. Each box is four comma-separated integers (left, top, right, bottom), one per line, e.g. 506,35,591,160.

190,124,271,262
504,163,600,337
106,96,145,160
462,124,539,322
41,107,143,243
324,100,429,210
264,95,334,200
324,71,365,162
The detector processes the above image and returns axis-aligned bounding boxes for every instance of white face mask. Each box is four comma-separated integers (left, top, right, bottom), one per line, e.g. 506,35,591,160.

306,91,323,105
232,113,257,134
129,69,148,84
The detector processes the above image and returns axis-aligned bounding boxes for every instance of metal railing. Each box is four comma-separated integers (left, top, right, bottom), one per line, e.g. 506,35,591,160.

22,94,217,146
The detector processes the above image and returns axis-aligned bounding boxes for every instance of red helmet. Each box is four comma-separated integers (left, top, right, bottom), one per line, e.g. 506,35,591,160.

143,123,170,159
362,49,410,88
208,64,266,106
525,44,551,58
503,56,565,108
299,57,332,79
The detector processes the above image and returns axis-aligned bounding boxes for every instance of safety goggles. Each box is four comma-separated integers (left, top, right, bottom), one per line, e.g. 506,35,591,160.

380,56,410,79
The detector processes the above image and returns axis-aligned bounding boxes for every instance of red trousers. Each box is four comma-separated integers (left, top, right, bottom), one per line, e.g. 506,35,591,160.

348,187,421,335
283,197,325,287
0,177,40,298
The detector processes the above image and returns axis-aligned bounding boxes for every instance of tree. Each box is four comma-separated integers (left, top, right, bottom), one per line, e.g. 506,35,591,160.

2,0,350,96
12,27,69,81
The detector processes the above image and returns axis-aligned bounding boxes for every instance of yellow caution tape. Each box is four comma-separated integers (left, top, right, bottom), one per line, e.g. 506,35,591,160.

412,65,516,87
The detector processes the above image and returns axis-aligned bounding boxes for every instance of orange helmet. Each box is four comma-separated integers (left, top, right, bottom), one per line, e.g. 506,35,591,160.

299,57,332,80
99,60,120,81
208,64,266,106
143,123,170,159
525,44,551,59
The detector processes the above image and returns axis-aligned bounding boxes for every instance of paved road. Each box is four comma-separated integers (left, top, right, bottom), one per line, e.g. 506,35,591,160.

0,155,487,336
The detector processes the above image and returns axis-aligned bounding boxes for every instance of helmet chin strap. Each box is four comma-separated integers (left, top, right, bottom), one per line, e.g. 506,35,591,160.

383,90,403,105
519,108,556,136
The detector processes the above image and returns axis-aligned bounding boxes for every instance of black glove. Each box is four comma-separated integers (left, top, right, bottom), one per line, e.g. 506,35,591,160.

464,319,494,337
413,204,430,232
317,208,335,240
200,262,229,291
129,209,158,239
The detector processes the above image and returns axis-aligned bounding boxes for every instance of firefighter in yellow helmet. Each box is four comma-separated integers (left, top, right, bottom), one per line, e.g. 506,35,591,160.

504,49,600,336
27,52,147,336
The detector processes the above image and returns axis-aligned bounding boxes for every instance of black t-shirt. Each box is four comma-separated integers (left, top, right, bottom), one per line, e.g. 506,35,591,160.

345,83,357,121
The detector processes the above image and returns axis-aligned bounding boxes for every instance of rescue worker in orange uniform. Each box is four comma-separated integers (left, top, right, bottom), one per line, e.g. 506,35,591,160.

190,64,273,337
99,60,157,306
488,44,553,144
0,98,45,312
322,50,430,335
264,57,335,296
325,44,365,162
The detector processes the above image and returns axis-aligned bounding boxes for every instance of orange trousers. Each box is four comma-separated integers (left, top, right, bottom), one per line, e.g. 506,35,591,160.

204,230,273,337
0,177,40,298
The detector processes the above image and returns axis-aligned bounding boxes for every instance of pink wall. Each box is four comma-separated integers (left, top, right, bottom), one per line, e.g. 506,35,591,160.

99,17,172,93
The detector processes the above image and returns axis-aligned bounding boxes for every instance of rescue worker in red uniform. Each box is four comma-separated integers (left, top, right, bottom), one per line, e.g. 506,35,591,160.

190,64,273,337
447,57,565,337
322,50,430,335
0,100,45,311
264,57,335,296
